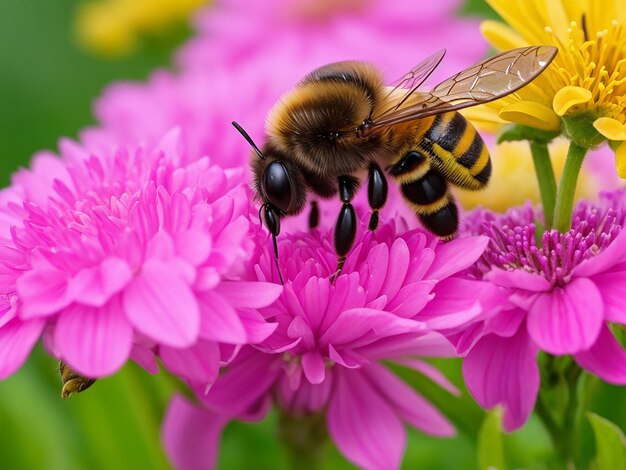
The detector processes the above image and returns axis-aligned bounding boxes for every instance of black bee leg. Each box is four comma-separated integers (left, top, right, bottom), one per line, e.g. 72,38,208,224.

367,163,388,230
308,200,320,229
331,176,359,282
263,204,284,284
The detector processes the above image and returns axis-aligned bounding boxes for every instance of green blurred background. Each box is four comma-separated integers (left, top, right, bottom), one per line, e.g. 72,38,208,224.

0,1,623,469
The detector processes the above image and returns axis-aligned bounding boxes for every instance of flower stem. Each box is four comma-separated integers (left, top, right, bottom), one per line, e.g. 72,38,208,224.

553,142,588,232
529,142,557,229
278,411,327,470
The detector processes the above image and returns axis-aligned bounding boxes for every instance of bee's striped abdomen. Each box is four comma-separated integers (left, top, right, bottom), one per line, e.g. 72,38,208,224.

389,151,458,238
422,112,491,190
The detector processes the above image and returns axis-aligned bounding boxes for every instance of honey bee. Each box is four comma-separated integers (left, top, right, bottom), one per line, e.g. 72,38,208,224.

233,46,557,280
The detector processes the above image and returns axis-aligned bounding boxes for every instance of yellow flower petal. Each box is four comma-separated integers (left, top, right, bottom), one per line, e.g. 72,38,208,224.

593,117,626,141
553,86,592,116
499,101,561,131
480,20,527,51
616,141,626,178
461,106,506,133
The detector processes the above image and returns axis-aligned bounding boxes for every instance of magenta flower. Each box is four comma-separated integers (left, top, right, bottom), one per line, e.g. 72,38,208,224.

459,190,626,431
0,130,280,382
162,219,490,470
90,0,486,168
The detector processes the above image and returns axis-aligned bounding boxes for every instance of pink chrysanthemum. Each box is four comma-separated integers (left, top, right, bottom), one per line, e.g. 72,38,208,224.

0,130,281,382
162,220,492,470
89,0,486,169
459,190,626,431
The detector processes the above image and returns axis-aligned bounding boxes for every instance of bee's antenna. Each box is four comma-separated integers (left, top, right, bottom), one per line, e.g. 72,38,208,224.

272,233,285,285
232,121,265,160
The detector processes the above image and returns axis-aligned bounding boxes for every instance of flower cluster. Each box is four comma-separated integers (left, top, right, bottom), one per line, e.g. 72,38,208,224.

163,219,492,470
0,130,280,383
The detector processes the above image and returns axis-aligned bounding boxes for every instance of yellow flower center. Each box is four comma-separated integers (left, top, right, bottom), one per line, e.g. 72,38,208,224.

548,18,626,121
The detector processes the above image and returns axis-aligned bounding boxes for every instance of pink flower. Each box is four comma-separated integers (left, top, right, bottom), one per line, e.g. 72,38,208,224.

0,130,281,382
180,0,482,77
162,219,491,470
90,0,486,168
459,191,626,431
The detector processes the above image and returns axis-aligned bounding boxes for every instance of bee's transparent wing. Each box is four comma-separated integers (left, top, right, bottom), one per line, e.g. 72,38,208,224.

374,49,446,120
369,46,558,129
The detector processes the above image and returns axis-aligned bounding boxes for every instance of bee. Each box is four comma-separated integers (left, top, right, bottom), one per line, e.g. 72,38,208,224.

233,46,557,280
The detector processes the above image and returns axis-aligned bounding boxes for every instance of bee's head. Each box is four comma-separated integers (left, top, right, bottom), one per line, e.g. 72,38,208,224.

232,122,308,222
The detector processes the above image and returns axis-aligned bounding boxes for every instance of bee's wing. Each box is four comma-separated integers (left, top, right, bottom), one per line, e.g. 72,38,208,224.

375,49,446,118
369,46,558,129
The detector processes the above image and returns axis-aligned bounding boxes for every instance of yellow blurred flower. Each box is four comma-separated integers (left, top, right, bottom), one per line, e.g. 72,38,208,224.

75,0,207,57
457,137,612,212
464,0,626,176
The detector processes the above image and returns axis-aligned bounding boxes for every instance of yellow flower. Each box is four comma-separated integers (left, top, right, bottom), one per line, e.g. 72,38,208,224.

464,0,626,175
456,137,615,212
75,0,207,57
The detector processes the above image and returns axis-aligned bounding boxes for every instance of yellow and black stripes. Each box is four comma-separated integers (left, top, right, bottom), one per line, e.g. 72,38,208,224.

421,112,491,190
389,151,458,237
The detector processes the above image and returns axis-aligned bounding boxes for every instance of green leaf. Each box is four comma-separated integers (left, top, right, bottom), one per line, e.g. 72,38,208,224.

478,408,508,470
588,412,626,470
497,124,560,145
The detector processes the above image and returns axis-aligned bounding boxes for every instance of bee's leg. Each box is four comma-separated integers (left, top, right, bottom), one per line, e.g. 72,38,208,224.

331,176,359,281
263,204,285,284
308,200,320,229
366,163,388,230
59,361,95,398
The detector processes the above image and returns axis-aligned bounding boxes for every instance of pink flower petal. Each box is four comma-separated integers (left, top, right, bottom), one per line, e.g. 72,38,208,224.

590,271,626,324
328,369,405,470
202,348,279,415
130,344,159,374
162,395,228,470
17,268,71,318
68,257,133,307
123,259,200,347
301,351,326,384
161,340,220,384
0,318,44,379
574,228,626,277
417,278,494,331
527,278,603,355
484,307,526,337
198,290,246,344
574,326,626,384
391,358,460,396
238,309,277,344
486,268,552,292
425,236,488,280
174,229,212,266
463,329,539,431
365,363,456,436
55,297,133,377
328,344,367,368
322,308,424,345
214,281,282,308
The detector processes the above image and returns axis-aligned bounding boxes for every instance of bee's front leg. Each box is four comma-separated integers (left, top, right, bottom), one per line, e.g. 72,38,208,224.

332,175,359,281
366,163,388,230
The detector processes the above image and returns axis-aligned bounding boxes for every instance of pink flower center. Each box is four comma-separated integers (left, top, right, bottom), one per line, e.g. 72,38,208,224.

466,193,625,287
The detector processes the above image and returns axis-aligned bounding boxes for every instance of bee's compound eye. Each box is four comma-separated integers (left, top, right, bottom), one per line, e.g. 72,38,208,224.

263,161,293,212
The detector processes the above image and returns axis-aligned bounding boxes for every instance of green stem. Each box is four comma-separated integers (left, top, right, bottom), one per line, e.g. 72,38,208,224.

529,142,557,229
553,142,588,232
278,412,327,470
